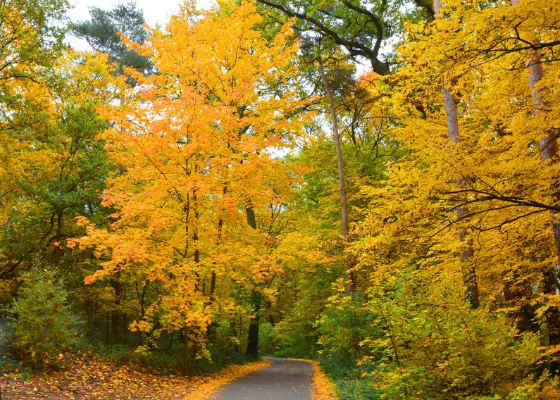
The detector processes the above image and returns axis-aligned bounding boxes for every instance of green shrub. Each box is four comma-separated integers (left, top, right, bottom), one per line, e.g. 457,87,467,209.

315,292,382,400
362,272,560,399
7,266,83,367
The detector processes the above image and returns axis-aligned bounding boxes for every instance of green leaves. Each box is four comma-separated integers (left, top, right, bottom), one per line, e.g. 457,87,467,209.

72,2,153,77
7,263,83,367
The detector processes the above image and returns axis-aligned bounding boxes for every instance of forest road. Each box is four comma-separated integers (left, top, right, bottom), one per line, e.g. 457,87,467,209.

209,357,314,400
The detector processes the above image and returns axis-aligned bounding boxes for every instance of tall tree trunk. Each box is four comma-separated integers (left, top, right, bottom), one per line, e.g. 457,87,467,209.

317,54,355,293
205,187,227,344
110,278,125,344
245,204,262,359
434,0,479,308
246,295,261,358
503,270,539,334
209,259,217,301
210,185,226,302
189,188,201,364
512,0,560,359
105,311,110,344
183,327,189,373
193,182,201,290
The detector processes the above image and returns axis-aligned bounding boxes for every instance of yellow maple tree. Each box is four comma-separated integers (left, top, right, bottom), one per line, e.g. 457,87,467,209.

78,0,307,360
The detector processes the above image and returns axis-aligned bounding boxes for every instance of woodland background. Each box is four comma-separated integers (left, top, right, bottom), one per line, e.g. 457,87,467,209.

1,0,560,399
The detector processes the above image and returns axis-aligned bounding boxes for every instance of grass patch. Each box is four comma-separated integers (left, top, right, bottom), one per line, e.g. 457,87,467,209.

319,359,381,400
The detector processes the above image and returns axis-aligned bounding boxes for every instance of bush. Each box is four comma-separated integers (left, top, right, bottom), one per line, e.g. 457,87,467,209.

362,271,560,399
7,266,83,367
315,291,382,400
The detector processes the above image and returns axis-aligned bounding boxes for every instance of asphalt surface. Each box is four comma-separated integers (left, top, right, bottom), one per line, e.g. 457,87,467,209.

210,357,313,400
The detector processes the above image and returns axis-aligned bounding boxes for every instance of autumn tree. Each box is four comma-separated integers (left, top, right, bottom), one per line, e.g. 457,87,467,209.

78,1,306,362
340,0,560,395
0,0,68,231
72,2,154,340
432,0,479,308
252,0,438,298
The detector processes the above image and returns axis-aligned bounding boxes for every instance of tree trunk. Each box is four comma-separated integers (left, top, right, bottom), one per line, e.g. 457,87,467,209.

209,268,217,301
105,311,110,344
503,270,539,334
110,279,125,344
193,187,201,290
317,54,355,293
512,0,560,362
246,291,262,359
206,187,226,343
209,205,222,301
434,0,479,309
246,205,257,229
245,205,261,359
183,327,189,373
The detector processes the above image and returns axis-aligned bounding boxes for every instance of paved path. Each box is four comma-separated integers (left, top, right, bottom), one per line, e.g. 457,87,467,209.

210,357,314,400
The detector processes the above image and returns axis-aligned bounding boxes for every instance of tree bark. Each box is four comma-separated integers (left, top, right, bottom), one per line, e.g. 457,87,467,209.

503,271,539,334
512,0,560,359
183,327,189,373
210,185,226,301
245,204,261,359
246,290,262,359
110,279,125,344
193,186,201,291
434,0,479,308
317,54,355,293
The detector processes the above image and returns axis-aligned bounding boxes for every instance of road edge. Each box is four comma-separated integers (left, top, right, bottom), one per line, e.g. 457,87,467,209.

308,360,339,400
184,359,272,400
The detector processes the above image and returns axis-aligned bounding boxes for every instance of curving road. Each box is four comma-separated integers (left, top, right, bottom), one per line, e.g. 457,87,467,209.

210,357,314,400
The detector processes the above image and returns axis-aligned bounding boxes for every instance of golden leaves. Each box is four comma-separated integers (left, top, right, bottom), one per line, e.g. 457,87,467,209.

308,360,338,400
75,0,306,352
2,356,270,400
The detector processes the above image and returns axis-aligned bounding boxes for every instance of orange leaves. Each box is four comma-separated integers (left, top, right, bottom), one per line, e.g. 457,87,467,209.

308,360,338,400
2,355,270,400
250,256,284,283
77,0,303,339
101,194,117,207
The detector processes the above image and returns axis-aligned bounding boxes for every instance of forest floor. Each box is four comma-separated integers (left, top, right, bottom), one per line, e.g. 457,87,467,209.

0,356,270,399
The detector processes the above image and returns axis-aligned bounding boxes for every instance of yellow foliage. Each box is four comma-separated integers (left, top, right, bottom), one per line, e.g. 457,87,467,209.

309,360,339,400
346,0,560,397
78,0,307,352
3,356,270,399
